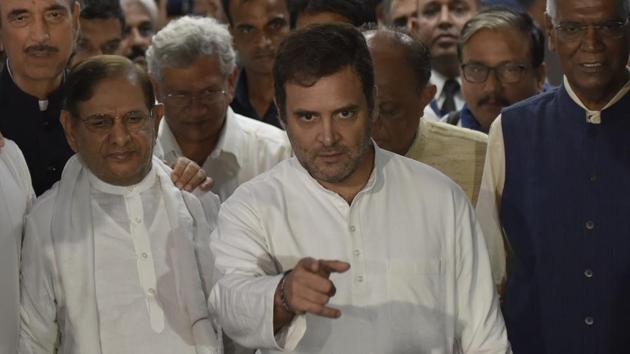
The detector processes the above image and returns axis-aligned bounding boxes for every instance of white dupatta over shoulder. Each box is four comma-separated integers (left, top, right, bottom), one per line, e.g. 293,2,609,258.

21,155,220,354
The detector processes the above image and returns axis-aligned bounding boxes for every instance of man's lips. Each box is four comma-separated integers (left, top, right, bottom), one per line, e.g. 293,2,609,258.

106,151,135,161
434,34,458,46
579,61,604,72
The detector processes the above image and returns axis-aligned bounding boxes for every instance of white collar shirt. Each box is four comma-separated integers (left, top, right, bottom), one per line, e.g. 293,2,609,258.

431,70,465,112
156,107,292,202
0,140,34,354
210,146,510,353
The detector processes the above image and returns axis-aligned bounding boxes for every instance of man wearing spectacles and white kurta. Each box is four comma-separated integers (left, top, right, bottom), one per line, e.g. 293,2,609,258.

149,16,292,202
19,55,221,354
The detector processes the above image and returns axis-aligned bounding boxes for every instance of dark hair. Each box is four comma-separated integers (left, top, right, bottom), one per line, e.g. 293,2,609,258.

80,0,125,28
289,0,367,28
458,6,545,68
64,55,155,118
221,0,290,25
273,23,374,122
363,26,432,90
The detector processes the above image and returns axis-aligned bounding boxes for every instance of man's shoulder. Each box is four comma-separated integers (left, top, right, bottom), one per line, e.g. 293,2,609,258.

381,148,465,198
230,111,289,145
26,183,59,224
503,86,560,116
421,119,488,145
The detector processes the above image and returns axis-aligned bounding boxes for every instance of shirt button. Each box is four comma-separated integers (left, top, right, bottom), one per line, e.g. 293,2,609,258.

355,275,364,282
147,288,156,296
134,217,142,224
584,316,594,326
584,269,594,278
585,220,595,230
141,252,149,259
353,249,360,256
47,165,57,173
349,225,356,232
589,174,597,182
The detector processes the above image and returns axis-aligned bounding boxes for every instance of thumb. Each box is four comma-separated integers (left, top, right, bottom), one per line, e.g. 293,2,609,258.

319,260,351,277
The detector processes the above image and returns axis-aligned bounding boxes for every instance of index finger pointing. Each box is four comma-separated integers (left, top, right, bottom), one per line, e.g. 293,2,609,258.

319,260,351,277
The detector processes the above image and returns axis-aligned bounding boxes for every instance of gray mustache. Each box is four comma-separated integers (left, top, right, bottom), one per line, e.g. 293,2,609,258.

25,45,59,55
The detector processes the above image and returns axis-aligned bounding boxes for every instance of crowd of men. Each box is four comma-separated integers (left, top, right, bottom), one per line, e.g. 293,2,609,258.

0,0,628,353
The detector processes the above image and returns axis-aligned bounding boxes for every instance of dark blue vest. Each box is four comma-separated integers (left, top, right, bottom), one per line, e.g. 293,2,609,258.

500,85,630,354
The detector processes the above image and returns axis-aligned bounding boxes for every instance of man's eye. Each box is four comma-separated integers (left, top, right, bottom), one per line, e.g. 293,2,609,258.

298,112,315,121
88,117,110,128
268,18,286,30
238,25,254,34
338,110,355,119
562,23,582,33
46,10,65,23
10,14,30,26
102,40,121,54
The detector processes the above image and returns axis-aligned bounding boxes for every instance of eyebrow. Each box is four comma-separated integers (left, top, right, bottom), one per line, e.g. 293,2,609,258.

46,4,68,12
333,104,360,114
291,109,319,116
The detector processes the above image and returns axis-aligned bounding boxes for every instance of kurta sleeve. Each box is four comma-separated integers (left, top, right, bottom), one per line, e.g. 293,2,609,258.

19,213,59,354
208,186,306,352
454,191,511,353
475,116,508,286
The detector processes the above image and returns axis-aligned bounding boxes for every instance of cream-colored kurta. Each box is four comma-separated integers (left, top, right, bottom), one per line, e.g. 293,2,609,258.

406,119,488,204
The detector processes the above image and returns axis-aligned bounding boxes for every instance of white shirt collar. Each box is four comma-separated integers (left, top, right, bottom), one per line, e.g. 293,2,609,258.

431,70,461,98
87,164,157,196
563,69,630,124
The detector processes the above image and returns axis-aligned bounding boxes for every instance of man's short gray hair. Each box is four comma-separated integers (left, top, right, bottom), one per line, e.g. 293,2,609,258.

146,16,236,82
546,0,630,19
120,0,158,26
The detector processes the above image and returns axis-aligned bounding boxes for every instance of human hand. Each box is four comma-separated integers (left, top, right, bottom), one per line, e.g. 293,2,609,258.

275,258,350,322
169,157,214,192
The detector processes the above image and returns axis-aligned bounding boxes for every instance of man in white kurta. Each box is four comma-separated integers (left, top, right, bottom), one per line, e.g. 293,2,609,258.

157,107,292,202
147,17,292,202
19,56,220,354
209,23,509,354
0,139,34,354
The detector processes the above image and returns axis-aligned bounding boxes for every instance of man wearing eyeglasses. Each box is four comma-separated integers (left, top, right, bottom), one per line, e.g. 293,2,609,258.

448,7,546,133
149,16,292,202
476,0,630,352
20,55,221,354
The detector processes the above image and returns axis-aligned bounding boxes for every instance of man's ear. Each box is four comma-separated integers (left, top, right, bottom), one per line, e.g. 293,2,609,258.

72,1,81,44
535,62,547,92
273,97,286,130
152,103,164,132
151,76,164,103
420,83,437,111
226,66,239,100
60,111,79,153
544,13,556,52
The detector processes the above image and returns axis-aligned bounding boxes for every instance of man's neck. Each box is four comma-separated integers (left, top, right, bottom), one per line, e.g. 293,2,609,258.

245,68,275,118
320,146,375,205
177,134,220,166
9,68,63,100
570,74,630,111
431,56,459,80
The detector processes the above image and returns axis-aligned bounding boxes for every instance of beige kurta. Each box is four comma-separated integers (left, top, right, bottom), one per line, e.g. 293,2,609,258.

406,119,488,204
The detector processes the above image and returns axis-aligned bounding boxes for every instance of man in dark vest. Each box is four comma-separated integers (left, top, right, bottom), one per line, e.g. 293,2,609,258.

476,0,630,352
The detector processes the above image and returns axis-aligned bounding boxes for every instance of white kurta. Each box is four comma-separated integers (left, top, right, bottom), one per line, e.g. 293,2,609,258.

209,146,510,353
19,158,220,354
0,139,34,354
156,107,293,202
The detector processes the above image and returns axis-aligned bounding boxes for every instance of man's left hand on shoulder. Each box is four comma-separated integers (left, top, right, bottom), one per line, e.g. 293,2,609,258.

169,157,214,192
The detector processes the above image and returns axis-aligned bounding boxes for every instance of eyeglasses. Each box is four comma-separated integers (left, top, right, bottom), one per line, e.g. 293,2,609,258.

79,110,153,134
165,89,227,110
553,17,629,41
461,62,529,84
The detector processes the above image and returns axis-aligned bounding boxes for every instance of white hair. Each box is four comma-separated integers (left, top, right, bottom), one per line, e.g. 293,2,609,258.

546,0,630,19
120,0,158,26
146,16,236,82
